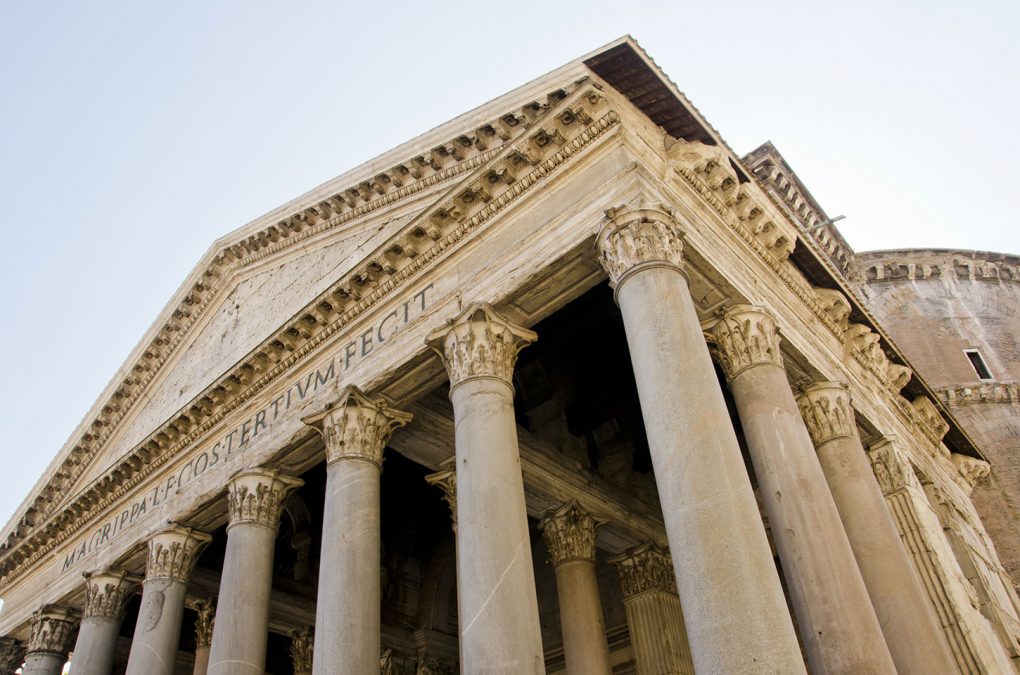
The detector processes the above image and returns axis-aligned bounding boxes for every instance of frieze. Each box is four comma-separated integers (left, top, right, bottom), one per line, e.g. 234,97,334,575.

27,606,79,656
538,500,604,565
427,303,537,389
82,570,138,620
609,542,677,598
708,304,783,381
56,283,435,578
2,82,620,589
303,386,412,468
226,469,303,529
796,381,856,447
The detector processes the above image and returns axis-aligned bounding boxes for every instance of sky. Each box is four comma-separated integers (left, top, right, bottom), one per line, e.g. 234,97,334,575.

0,1,1018,550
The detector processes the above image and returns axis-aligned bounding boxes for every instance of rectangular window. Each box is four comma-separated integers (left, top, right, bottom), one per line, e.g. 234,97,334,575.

964,349,993,380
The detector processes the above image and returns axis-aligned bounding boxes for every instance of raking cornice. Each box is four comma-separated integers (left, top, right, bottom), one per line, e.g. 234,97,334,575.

0,79,620,588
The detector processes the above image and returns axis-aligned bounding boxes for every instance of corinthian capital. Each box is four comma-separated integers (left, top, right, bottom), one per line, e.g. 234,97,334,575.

708,304,783,380
538,501,604,565
425,458,457,532
796,381,857,447
290,626,314,673
226,468,303,530
0,637,25,673
145,525,212,583
951,454,990,495
193,598,215,648
27,606,79,657
82,569,139,620
609,542,677,598
303,386,411,468
595,203,685,293
868,437,918,496
427,303,536,390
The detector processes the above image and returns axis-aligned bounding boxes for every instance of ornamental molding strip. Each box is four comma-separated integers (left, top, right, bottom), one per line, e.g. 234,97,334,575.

145,525,212,583
594,201,685,291
0,79,620,589
427,302,537,390
290,626,314,673
609,541,677,598
302,386,412,468
538,500,605,565
226,469,304,530
796,381,856,447
708,304,783,381
82,569,139,620
27,606,79,656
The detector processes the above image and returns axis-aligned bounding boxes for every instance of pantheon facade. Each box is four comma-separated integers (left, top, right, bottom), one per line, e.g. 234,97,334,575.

2,37,1019,674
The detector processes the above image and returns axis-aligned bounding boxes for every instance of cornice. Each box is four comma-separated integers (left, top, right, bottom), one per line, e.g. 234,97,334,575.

0,80,620,589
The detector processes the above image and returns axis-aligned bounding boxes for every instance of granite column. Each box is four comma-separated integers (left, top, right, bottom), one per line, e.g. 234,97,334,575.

710,305,895,674
595,203,803,673
538,501,611,675
303,387,410,675
125,525,210,675
427,303,544,674
207,468,302,675
72,570,137,675
190,600,215,675
22,607,78,675
796,381,957,673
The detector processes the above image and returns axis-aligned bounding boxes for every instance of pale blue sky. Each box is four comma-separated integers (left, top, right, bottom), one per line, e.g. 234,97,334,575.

1,1,1018,541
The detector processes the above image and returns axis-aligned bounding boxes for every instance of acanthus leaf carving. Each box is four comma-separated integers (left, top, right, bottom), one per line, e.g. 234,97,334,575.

595,202,685,291
226,469,303,530
424,458,457,532
290,626,314,673
868,438,919,496
82,569,138,620
951,454,990,495
609,541,677,598
145,525,211,583
193,598,215,648
538,500,604,565
427,303,536,389
796,381,856,447
303,386,411,468
708,304,783,380
27,606,79,656
0,637,25,673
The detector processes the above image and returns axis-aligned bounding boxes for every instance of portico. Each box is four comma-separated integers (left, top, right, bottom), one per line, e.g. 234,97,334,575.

2,36,1017,675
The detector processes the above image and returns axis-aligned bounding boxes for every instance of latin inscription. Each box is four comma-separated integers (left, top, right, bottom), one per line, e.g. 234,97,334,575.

61,283,435,573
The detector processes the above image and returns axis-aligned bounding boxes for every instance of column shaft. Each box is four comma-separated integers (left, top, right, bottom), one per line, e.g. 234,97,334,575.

191,600,215,675
428,303,544,674
539,501,611,675
304,387,409,675
207,468,302,675
714,306,894,674
798,383,957,674
597,205,804,674
126,526,210,675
